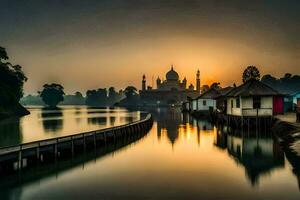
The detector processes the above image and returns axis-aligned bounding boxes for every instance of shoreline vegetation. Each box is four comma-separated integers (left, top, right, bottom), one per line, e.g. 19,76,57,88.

0,46,29,119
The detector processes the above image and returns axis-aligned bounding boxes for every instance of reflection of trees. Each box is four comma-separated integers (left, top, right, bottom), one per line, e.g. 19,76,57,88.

110,116,116,126
41,108,63,133
120,116,134,124
0,117,22,147
215,127,285,186
87,117,107,126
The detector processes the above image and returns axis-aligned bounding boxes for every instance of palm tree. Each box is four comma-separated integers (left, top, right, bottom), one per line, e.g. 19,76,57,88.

242,66,260,83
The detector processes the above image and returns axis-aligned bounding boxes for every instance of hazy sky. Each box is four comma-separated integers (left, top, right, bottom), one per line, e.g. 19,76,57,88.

1,0,299,94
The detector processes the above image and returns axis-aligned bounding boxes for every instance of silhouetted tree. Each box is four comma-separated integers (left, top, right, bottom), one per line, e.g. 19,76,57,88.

210,82,221,90
262,73,300,94
242,66,260,83
108,87,118,101
201,85,210,93
0,46,27,104
40,83,65,108
75,91,83,98
60,91,85,105
86,88,107,106
124,86,137,98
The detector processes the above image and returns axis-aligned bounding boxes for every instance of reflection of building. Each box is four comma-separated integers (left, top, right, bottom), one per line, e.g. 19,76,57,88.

140,65,200,105
223,133,284,185
150,108,213,146
154,107,182,145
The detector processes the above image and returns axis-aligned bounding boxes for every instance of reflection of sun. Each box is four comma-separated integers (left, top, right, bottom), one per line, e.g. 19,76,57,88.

161,128,167,139
178,123,194,141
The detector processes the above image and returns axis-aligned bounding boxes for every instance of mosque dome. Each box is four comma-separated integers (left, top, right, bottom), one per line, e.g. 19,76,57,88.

166,66,179,81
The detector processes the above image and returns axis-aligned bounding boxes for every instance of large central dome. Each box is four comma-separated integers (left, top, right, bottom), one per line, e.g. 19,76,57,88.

166,66,179,81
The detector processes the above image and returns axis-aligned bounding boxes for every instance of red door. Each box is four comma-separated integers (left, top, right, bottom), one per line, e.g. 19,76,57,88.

273,96,284,115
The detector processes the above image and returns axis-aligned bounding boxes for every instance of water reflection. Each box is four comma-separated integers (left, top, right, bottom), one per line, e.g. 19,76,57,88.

0,106,140,147
283,143,300,190
150,108,287,186
0,118,22,147
0,107,299,199
87,117,107,125
154,108,181,144
215,126,284,185
0,125,149,200
41,108,64,133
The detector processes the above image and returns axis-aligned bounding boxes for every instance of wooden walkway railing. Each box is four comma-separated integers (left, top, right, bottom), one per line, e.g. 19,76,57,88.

0,113,153,172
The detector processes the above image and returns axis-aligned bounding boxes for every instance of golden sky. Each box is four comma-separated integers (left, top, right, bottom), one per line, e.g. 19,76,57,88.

1,0,299,94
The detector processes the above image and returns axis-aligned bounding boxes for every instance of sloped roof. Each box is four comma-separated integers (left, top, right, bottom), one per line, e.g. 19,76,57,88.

196,88,220,99
226,79,280,97
218,86,234,97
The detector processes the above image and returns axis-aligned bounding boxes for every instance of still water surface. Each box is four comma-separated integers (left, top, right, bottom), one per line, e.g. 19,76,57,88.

0,106,140,147
0,107,300,200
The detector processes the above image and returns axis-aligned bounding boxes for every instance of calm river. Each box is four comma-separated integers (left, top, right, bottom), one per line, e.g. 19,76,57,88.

0,106,300,200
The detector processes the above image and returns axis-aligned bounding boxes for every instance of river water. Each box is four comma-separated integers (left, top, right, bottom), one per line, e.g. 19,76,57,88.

0,106,300,200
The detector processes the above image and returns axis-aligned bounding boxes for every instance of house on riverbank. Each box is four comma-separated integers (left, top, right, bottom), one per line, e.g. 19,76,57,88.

191,88,219,114
224,79,283,127
182,86,233,114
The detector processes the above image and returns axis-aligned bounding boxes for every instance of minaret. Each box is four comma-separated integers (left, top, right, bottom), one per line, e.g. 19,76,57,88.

156,76,161,89
142,74,146,91
196,69,200,93
182,77,187,89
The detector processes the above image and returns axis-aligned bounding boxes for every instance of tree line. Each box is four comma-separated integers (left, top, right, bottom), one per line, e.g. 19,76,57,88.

21,84,139,108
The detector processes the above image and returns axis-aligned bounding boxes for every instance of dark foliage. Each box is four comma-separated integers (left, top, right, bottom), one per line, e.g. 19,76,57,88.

261,73,300,94
242,66,260,83
60,92,85,105
86,88,108,106
40,83,65,108
85,87,124,107
0,46,27,106
124,86,137,98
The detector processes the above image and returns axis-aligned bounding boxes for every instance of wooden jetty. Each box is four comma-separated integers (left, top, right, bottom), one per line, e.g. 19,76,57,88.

0,113,153,174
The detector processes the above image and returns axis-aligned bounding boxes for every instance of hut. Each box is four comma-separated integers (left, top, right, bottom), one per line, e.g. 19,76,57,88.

193,88,220,114
225,79,283,126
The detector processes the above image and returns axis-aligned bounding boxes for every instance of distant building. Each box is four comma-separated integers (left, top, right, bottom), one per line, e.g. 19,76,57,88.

140,65,200,105
183,86,233,114
192,88,219,113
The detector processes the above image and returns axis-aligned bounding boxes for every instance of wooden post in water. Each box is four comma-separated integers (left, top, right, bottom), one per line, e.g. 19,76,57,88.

36,143,40,160
83,133,86,153
54,139,58,162
94,132,97,149
71,136,74,158
18,145,22,170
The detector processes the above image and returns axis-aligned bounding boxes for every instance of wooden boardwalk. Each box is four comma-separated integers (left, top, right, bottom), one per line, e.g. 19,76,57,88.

0,113,153,173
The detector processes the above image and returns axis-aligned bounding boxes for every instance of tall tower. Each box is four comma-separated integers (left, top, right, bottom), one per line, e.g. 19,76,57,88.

142,74,146,91
156,76,161,89
196,69,200,93
182,77,187,89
